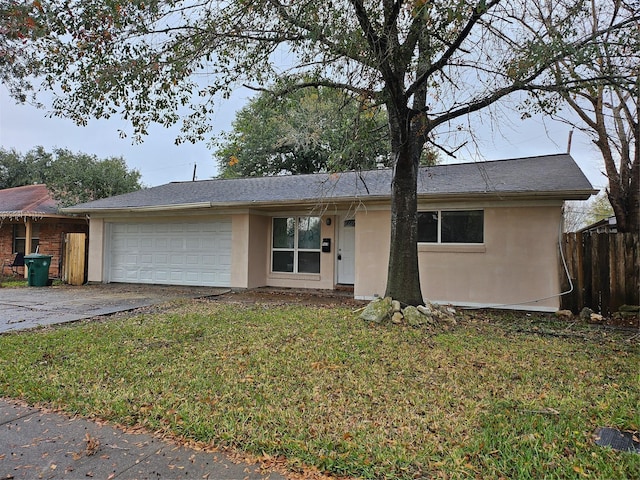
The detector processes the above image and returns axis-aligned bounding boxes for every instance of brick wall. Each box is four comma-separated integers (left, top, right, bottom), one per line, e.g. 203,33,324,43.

1,218,89,278
0,225,18,275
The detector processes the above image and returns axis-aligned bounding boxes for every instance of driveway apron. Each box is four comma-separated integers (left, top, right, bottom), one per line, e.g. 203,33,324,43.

0,285,229,333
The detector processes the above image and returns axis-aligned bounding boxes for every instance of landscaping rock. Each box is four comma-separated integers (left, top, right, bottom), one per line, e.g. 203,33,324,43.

359,296,393,323
403,306,424,327
580,307,594,321
590,313,604,322
556,309,574,320
359,296,460,331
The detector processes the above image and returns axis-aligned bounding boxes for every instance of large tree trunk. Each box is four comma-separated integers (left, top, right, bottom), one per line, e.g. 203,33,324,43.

595,99,640,234
608,149,640,234
384,107,424,306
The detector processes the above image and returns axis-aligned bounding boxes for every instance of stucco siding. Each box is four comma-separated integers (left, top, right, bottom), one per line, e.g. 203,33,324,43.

247,214,269,288
229,213,270,289
354,210,390,299
417,206,562,310
87,218,105,282
353,204,564,311
230,214,250,288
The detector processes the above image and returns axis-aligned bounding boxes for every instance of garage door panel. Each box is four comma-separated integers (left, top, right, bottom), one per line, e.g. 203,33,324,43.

108,220,232,287
154,254,169,266
154,270,169,282
140,270,154,282
170,238,183,249
186,255,200,265
170,254,185,265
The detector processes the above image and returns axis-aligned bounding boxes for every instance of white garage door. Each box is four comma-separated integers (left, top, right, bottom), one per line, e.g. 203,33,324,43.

108,220,232,286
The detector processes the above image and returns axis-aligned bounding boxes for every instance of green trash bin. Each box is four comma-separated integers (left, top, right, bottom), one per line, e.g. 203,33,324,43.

24,254,53,287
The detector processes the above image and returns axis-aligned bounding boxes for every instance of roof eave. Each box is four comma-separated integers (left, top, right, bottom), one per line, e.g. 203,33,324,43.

62,190,596,215
418,189,596,201
0,211,79,219
62,196,393,214
62,201,215,214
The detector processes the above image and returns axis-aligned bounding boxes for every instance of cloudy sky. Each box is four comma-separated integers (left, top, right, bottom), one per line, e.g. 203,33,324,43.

0,86,607,190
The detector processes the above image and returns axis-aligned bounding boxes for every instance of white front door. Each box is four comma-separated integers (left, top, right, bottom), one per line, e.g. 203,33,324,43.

337,218,356,284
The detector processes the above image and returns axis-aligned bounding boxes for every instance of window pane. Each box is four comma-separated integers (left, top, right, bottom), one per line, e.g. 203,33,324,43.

297,217,320,249
13,224,40,253
298,252,320,273
14,239,26,254
417,211,438,242
442,210,484,243
272,251,294,272
273,218,295,248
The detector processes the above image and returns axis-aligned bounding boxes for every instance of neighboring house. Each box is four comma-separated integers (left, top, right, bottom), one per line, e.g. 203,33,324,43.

64,154,595,311
578,216,617,234
0,184,89,277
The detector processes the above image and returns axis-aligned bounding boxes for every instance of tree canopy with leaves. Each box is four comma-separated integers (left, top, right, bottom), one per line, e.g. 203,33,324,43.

215,86,391,177
526,0,639,233
0,146,142,206
2,0,637,304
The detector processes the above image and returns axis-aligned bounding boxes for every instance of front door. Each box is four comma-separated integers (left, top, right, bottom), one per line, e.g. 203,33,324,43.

337,218,355,284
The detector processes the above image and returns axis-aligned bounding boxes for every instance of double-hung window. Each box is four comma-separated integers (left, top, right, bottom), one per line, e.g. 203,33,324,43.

417,210,484,243
13,223,40,254
272,217,321,273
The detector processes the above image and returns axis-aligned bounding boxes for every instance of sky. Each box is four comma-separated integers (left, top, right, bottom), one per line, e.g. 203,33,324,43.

0,86,607,190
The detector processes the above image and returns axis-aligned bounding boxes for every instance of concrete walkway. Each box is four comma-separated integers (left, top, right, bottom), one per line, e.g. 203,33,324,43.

0,398,285,479
0,284,230,333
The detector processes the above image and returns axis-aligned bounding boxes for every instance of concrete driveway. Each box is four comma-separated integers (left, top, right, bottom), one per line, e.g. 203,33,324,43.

0,284,230,333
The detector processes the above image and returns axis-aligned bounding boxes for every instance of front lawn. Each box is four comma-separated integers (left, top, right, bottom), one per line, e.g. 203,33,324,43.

0,300,637,479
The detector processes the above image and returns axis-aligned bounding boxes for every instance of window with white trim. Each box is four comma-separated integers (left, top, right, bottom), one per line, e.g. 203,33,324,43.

272,217,321,273
417,210,484,243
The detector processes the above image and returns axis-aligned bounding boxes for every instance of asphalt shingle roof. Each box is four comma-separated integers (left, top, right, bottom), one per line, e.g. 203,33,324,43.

64,154,595,212
0,184,60,216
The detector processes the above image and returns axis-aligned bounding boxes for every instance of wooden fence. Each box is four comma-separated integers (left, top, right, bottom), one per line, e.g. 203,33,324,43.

62,233,87,286
560,232,639,315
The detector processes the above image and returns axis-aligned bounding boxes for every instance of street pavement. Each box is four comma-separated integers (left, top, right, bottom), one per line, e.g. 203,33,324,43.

0,399,285,479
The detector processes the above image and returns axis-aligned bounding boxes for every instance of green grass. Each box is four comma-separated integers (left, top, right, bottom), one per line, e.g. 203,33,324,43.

0,276,62,287
0,277,28,287
0,300,638,479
